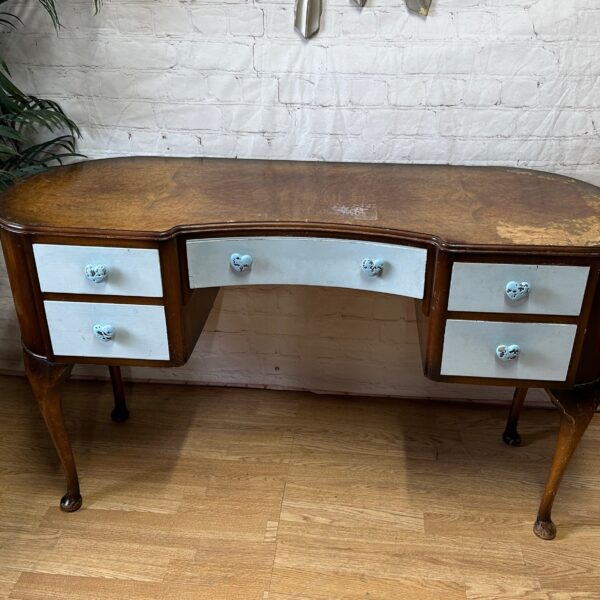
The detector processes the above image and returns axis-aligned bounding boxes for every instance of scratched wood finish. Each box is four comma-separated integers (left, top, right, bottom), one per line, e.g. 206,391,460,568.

2,374,600,600
1,158,599,248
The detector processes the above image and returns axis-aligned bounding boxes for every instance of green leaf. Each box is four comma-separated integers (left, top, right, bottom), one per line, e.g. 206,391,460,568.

0,125,25,142
0,1,100,190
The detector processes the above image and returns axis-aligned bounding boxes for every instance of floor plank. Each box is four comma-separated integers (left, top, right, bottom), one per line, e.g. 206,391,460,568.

1,374,600,599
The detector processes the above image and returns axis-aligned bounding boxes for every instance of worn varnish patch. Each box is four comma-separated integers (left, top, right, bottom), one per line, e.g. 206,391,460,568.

331,203,378,221
496,216,600,247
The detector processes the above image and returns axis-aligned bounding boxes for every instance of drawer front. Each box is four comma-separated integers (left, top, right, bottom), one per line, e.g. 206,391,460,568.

33,244,163,297
448,262,589,316
187,237,427,298
44,301,169,360
440,319,577,381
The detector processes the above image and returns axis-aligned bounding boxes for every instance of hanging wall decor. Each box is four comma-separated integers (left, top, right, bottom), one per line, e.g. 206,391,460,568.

294,0,323,38
405,0,433,17
294,0,433,39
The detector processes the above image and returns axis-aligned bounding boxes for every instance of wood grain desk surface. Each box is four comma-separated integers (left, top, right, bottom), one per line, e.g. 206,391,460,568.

1,157,599,249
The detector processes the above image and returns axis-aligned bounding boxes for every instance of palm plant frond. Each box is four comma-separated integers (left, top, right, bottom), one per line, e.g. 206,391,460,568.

0,11,23,30
0,0,99,191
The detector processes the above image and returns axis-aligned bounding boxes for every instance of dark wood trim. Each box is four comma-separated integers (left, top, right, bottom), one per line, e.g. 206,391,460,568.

23,236,57,361
428,373,577,389
420,252,453,379
49,355,175,368
0,222,596,257
31,234,160,249
43,293,164,305
446,312,580,324
0,231,47,356
565,266,600,385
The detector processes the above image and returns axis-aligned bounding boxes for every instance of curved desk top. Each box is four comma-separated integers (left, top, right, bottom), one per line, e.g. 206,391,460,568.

1,157,599,251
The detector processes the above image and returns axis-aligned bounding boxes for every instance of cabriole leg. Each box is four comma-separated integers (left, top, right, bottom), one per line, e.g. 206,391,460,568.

109,366,129,423
22,348,81,512
534,383,600,540
503,387,528,446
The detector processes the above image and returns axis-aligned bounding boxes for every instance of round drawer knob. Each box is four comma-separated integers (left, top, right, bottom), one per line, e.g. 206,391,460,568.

230,253,253,273
361,258,385,277
496,344,520,362
93,324,115,342
85,264,109,283
505,281,530,301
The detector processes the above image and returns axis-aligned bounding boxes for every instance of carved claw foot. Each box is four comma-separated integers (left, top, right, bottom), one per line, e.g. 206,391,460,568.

60,492,83,512
533,517,556,540
502,428,522,446
110,405,130,423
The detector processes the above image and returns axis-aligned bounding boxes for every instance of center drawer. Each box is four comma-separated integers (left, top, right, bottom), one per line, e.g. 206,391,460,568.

187,237,427,298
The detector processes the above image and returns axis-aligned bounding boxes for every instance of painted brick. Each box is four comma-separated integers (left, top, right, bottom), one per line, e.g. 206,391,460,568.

456,11,495,39
155,103,222,130
576,10,600,40
191,7,228,36
529,0,577,40
224,105,291,133
484,44,558,76
115,6,154,35
438,108,518,137
388,78,429,107
152,5,191,36
178,41,253,71
403,45,480,74
105,41,177,70
463,78,502,106
229,8,264,36
327,44,402,75
340,8,378,38
239,76,279,103
254,41,328,73
501,78,539,107
497,9,534,39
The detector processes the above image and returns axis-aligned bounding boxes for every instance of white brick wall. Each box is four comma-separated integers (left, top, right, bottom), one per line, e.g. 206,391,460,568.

0,0,597,403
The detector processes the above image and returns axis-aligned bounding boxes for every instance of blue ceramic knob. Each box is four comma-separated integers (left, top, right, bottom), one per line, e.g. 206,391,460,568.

496,344,520,361
93,324,115,342
85,264,109,283
230,253,253,273
505,281,531,301
361,258,384,277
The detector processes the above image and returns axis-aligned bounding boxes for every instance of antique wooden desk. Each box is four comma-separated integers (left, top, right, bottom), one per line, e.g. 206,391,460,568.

1,158,599,540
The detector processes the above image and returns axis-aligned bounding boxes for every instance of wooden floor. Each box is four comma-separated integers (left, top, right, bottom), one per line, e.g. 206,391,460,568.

1,375,600,599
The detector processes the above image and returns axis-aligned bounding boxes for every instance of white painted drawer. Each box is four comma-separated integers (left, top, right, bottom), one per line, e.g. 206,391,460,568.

187,237,427,298
33,244,163,297
44,301,169,360
440,319,577,381
448,262,589,316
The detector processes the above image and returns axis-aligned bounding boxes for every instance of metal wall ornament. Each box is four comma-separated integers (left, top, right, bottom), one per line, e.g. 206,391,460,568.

294,0,323,39
294,0,433,39
405,0,433,17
